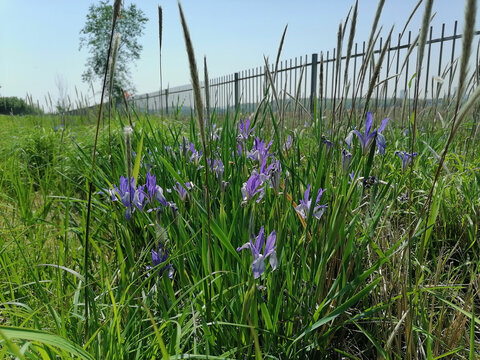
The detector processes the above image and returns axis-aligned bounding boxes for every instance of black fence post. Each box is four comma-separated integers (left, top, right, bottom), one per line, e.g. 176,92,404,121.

310,53,318,115
424,26,433,105
448,20,458,99
146,93,149,113
234,72,240,110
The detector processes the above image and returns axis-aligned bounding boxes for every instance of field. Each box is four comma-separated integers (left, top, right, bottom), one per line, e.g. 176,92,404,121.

1,1,480,359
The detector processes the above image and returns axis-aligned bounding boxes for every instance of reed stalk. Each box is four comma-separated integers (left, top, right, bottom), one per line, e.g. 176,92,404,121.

158,6,163,114
177,1,213,281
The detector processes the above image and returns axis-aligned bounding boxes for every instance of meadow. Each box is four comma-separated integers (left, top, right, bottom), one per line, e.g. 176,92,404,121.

1,1,480,359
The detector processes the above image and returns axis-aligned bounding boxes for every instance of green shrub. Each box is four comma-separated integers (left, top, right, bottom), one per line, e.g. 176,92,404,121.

0,96,43,115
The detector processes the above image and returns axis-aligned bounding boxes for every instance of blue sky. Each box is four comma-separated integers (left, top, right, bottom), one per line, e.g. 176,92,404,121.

0,1,477,109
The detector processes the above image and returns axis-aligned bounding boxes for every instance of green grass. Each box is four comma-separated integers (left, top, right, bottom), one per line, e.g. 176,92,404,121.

0,104,478,359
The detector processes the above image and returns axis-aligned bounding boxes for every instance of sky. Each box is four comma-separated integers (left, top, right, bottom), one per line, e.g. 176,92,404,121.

1,0,478,110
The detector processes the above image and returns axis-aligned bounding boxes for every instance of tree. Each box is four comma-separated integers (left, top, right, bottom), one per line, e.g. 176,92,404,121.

0,97,43,115
79,1,148,101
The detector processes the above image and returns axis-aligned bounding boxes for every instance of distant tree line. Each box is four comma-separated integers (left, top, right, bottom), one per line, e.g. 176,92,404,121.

0,97,43,115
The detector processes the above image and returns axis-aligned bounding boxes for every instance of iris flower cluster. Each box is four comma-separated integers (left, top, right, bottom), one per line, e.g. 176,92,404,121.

247,137,273,163
105,172,180,220
146,242,173,279
344,112,419,172
241,137,282,203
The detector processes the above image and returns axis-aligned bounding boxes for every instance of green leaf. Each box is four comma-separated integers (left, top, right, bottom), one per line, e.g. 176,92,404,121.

291,278,381,347
132,131,144,182
207,214,241,262
260,302,273,331
408,72,417,88
0,326,94,360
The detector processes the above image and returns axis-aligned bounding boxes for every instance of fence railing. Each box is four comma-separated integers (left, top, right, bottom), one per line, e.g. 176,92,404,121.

128,21,480,118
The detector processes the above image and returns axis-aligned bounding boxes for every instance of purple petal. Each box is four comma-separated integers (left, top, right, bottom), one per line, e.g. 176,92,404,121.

155,186,167,206
265,139,273,152
254,226,265,255
264,230,276,257
124,206,132,221
268,251,278,271
252,255,266,279
295,203,308,220
236,242,251,252
120,192,131,208
365,111,373,134
376,133,386,154
353,129,365,147
304,184,311,203
151,249,160,266
315,188,326,204
313,205,327,220
344,130,354,148
378,117,390,133
255,187,266,203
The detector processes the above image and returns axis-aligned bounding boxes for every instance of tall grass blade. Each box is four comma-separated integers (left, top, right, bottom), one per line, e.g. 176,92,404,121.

0,326,95,360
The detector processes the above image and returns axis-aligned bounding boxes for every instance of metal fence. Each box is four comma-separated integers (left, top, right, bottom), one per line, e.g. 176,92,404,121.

128,21,480,118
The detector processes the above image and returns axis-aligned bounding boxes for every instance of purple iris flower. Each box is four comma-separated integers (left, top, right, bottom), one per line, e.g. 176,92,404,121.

115,176,135,206
345,111,389,155
349,171,356,183
214,159,224,178
112,176,137,220
173,181,193,201
259,158,282,190
341,149,352,172
105,176,147,220
241,171,265,203
283,134,293,151
208,158,224,178
269,160,282,190
146,172,168,207
188,143,202,164
133,184,147,211
145,172,178,212
295,184,327,220
395,151,418,172
321,138,334,149
237,143,244,156
146,243,173,279
248,137,273,163
236,226,277,279
237,117,254,142
99,187,117,201
209,123,221,141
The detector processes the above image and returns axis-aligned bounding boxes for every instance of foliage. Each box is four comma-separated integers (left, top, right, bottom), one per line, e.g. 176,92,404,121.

0,96,43,115
79,0,148,102
0,108,478,358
